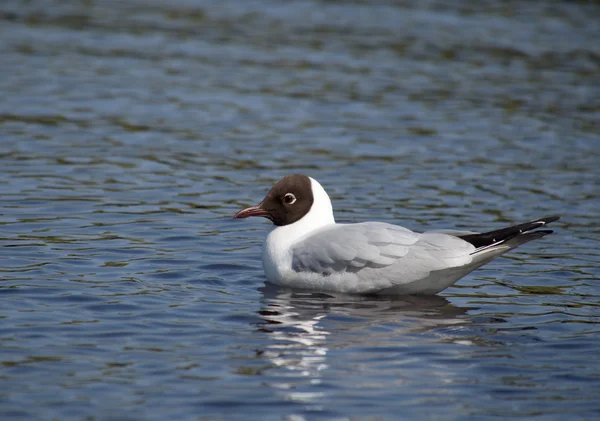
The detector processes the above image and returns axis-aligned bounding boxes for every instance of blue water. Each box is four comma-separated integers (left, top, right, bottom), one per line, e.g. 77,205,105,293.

1,1,599,420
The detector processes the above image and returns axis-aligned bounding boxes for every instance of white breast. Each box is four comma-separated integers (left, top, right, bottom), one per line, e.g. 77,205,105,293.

262,177,336,282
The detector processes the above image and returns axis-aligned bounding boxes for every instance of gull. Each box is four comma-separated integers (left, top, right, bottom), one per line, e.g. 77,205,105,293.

233,174,560,295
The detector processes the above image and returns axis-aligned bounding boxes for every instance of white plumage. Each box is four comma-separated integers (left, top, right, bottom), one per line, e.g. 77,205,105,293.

234,175,559,295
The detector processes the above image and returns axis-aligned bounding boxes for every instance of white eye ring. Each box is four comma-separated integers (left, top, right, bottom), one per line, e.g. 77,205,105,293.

283,193,297,205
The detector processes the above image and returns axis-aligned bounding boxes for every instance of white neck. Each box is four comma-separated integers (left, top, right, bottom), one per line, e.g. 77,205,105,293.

262,177,336,280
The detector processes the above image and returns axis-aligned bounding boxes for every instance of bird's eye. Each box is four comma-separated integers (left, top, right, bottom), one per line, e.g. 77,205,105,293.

283,193,297,205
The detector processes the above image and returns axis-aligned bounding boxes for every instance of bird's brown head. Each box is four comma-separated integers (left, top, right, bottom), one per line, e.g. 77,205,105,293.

233,174,314,226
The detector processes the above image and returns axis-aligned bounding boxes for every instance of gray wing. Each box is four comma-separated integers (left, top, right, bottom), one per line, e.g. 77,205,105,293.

290,222,476,283
427,229,479,236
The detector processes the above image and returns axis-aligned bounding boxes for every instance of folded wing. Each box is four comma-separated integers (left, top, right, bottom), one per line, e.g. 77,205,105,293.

290,222,475,285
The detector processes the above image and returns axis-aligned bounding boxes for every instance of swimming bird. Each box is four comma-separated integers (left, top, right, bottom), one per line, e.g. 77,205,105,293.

233,174,560,295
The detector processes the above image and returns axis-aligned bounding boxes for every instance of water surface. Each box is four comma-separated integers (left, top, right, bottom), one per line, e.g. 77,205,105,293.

1,0,599,420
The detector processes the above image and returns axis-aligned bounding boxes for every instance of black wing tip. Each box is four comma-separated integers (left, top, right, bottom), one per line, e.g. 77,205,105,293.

533,215,561,225
459,216,560,249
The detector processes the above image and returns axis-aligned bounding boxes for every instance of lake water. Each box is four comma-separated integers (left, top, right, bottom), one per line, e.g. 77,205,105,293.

1,0,599,420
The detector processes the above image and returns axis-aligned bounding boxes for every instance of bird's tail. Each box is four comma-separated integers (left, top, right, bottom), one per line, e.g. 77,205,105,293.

458,215,560,255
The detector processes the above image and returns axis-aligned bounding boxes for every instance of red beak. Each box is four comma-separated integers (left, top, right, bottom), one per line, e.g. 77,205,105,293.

233,205,270,219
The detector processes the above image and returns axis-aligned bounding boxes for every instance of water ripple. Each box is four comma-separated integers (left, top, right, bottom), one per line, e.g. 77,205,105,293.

1,0,599,420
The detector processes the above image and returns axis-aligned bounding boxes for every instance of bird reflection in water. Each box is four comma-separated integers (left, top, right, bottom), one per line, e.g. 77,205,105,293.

255,283,475,406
